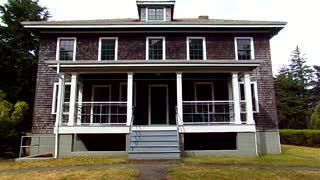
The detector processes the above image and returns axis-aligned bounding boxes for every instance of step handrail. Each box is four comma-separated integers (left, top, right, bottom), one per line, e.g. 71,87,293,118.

128,106,136,152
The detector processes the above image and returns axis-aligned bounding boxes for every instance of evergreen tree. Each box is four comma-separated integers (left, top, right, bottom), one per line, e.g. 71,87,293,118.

0,0,50,131
275,46,315,129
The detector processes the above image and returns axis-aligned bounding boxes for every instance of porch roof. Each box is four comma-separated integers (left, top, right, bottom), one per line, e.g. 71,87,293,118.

46,59,261,73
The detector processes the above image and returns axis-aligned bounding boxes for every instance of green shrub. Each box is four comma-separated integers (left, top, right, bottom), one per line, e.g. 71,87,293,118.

280,129,320,148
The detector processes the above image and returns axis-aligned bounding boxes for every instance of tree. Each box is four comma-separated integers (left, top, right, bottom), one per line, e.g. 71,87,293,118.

0,90,29,158
0,0,50,106
275,46,315,129
0,0,50,132
311,103,320,129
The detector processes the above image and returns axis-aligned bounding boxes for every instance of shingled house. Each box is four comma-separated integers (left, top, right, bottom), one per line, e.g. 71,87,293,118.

22,0,286,159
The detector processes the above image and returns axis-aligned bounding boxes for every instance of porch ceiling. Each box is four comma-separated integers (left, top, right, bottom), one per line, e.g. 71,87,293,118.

46,60,261,73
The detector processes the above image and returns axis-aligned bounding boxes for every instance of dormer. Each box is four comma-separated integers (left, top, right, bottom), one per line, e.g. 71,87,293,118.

136,0,176,21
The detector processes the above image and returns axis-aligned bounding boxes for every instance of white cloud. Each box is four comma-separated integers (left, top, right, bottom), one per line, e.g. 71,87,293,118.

0,0,318,74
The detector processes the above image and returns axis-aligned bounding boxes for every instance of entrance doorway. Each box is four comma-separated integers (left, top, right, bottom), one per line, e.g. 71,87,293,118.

148,85,169,125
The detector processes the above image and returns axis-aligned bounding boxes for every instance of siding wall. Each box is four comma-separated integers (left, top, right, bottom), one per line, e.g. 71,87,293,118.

32,33,278,133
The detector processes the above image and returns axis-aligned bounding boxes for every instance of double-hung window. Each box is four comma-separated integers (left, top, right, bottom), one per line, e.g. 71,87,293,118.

147,7,165,21
57,38,76,61
187,37,206,60
239,82,259,113
99,37,118,60
235,37,254,60
146,37,165,60
52,82,71,114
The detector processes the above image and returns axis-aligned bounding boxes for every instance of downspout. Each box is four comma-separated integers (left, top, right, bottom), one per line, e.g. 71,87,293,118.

54,60,61,159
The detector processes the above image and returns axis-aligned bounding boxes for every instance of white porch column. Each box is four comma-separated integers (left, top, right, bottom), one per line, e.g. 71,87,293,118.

76,81,83,125
232,72,241,124
68,73,78,126
55,73,65,126
244,73,255,124
176,72,183,125
126,72,134,126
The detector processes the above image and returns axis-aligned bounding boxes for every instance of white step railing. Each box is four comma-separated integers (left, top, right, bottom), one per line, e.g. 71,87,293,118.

183,101,235,124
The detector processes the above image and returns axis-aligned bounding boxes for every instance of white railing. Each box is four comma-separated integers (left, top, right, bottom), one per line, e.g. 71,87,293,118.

183,101,235,124
74,102,127,125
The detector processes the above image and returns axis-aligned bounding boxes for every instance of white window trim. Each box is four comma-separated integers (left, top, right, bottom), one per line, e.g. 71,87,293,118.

52,82,71,114
98,37,118,61
234,37,255,60
145,7,166,21
146,36,166,60
56,37,77,61
239,81,259,113
186,37,207,60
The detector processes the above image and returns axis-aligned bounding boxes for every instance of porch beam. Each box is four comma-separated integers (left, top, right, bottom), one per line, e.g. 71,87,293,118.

56,73,65,126
176,72,183,125
232,72,241,124
244,73,255,124
68,73,78,126
126,72,134,126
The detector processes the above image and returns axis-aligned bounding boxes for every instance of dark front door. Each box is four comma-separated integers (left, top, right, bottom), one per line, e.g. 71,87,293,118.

149,85,168,125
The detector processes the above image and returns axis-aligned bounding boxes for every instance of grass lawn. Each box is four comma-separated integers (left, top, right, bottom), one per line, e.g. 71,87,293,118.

169,166,320,180
183,145,320,168
0,167,138,180
0,157,127,170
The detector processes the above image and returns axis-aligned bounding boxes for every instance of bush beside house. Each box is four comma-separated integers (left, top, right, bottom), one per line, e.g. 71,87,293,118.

280,129,320,148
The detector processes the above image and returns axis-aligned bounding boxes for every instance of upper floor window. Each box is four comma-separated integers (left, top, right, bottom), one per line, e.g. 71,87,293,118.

146,37,165,60
99,37,118,60
239,81,259,113
147,7,165,21
57,37,76,61
187,37,206,60
235,37,254,60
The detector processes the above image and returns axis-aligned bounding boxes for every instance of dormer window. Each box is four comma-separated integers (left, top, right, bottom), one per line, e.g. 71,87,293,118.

147,7,165,21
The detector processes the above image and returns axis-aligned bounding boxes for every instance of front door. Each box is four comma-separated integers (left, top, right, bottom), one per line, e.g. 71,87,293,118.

149,85,168,125
91,85,111,124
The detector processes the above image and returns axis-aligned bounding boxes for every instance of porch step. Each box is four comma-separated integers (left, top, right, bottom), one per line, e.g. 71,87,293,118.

129,129,180,159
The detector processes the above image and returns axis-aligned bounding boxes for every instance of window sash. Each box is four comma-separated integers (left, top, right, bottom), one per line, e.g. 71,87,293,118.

236,38,252,60
189,39,204,60
100,39,116,60
52,83,71,114
239,82,259,113
59,39,75,61
148,38,163,60
148,8,164,20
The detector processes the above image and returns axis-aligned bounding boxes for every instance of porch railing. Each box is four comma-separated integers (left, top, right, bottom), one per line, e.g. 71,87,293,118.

183,101,235,124
73,102,127,125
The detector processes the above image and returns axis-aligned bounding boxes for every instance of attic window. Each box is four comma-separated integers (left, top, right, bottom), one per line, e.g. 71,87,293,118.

147,7,165,21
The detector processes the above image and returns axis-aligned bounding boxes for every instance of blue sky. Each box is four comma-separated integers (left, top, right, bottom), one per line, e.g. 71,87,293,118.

1,0,319,74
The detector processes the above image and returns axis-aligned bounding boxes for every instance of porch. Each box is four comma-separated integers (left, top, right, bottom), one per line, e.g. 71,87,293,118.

55,72,256,133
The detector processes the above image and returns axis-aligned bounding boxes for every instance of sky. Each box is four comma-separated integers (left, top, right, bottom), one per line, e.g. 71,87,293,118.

1,0,319,74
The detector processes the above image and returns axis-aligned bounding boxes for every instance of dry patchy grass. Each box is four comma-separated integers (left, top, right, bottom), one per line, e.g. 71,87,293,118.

168,166,320,180
0,167,138,180
0,157,127,170
183,145,320,168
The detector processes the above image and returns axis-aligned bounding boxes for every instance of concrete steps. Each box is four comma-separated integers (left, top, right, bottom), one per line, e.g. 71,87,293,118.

128,129,180,159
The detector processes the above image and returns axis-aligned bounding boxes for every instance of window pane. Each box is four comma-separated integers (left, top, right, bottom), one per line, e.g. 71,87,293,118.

148,8,164,20
100,39,116,60
237,39,252,60
189,39,204,60
239,83,258,112
149,38,163,60
59,39,75,60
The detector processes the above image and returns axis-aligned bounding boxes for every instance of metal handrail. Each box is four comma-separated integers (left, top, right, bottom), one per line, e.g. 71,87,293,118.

19,136,55,158
175,106,181,151
128,106,135,152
